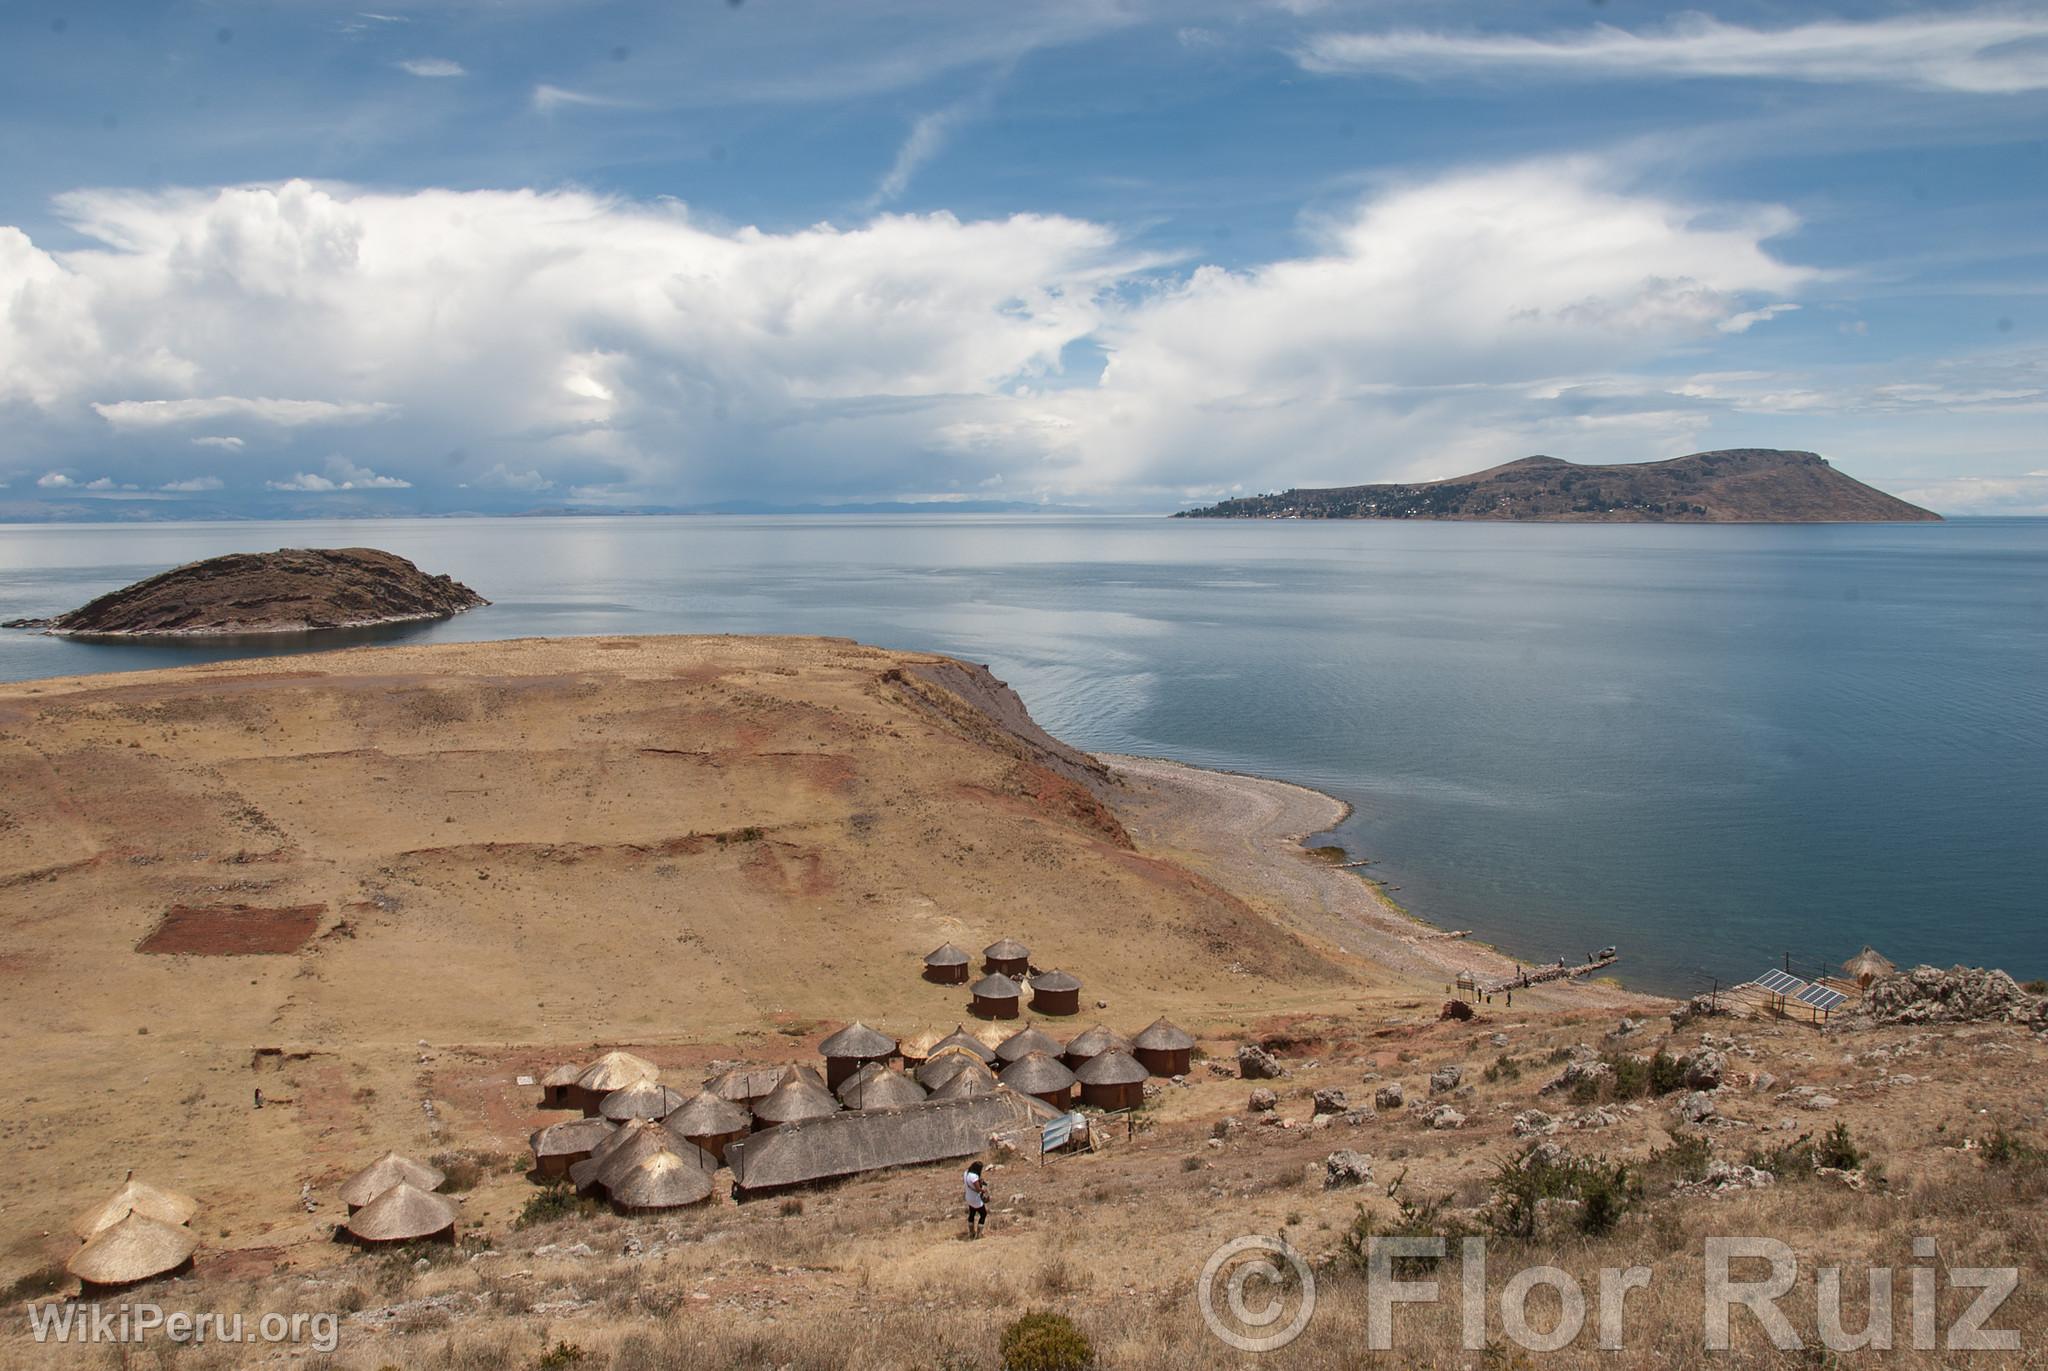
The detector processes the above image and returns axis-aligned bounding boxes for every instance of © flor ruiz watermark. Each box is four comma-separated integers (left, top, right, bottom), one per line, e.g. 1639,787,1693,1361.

24,1302,341,1354
1197,1234,2020,1354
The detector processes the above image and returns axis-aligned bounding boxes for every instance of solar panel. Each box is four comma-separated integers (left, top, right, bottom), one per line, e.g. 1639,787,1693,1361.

1795,984,1847,1011
1753,970,1809,996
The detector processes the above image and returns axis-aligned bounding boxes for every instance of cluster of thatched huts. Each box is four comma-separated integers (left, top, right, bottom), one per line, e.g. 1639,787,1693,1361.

65,1176,199,1294
526,1016,1196,1202
922,938,1086,1020
337,1152,457,1247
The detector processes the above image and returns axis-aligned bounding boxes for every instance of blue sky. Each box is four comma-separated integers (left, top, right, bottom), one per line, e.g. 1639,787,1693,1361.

1,0,2043,516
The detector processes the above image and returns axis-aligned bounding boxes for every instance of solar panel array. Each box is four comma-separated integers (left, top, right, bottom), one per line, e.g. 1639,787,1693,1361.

1747,969,1848,1015
1795,983,1847,1012
1753,969,1807,996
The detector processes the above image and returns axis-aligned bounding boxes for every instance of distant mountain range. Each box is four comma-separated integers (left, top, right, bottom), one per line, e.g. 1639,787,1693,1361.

1175,449,1940,523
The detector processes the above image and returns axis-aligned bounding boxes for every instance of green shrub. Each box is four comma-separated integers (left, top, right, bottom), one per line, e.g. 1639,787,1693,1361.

1482,1055,1522,1084
1490,1148,1640,1239
1339,1174,1475,1278
536,1342,586,1370
1983,1128,2047,1169
999,1311,1095,1371
1648,1133,1714,1185
1647,1050,1687,1096
515,1184,593,1229
1815,1122,1867,1172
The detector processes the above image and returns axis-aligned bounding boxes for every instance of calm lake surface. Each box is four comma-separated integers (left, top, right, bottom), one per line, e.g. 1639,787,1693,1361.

3,515,2043,995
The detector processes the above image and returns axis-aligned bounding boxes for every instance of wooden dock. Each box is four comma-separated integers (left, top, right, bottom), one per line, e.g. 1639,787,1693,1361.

1479,952,1620,995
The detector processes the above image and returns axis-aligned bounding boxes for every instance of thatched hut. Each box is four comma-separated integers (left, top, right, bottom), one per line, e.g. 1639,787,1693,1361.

915,1045,989,1090
529,1117,618,1180
923,943,972,985
931,1026,997,1064
1062,1024,1132,1070
343,1183,457,1247
338,1152,445,1213
571,1051,659,1114
842,1067,929,1112
665,1092,752,1163
726,1090,1058,1197
609,1150,714,1215
539,1063,582,1109
1132,1017,1196,1077
998,1051,1077,1109
818,1022,898,1090
753,1069,842,1131
929,1060,998,1100
67,1213,197,1294
896,1027,947,1068
598,1080,689,1123
970,972,1022,1020
1844,947,1897,989
1075,1049,1148,1110
72,1178,199,1241
982,938,1030,977
994,1024,1065,1064
569,1119,669,1194
1029,969,1083,1016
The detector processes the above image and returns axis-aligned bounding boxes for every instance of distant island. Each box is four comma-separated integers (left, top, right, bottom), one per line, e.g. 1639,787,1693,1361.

3,548,487,636
1175,449,1941,523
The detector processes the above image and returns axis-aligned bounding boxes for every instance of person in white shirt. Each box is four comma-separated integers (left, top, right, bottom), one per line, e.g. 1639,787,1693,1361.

963,1160,988,1238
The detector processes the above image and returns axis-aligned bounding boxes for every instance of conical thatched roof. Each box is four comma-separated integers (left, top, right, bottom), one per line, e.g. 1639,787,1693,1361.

726,1090,1058,1194
897,1027,948,1060
984,938,1029,961
1074,1049,1148,1086
930,1064,997,1100
818,1022,897,1060
1063,1024,1132,1061
971,972,1021,1000
999,1051,1077,1095
931,1026,997,1063
843,1068,928,1112
577,1122,716,1193
540,1063,582,1088
609,1150,713,1211
834,1059,888,1100
572,1119,668,1189
995,1025,1065,1063
923,943,970,967
754,1072,841,1127
576,1050,659,1094
665,1091,750,1139
1031,969,1082,992
345,1183,457,1244
72,1178,199,1240
338,1153,445,1210
1132,1017,1195,1051
67,1212,197,1287
915,1045,990,1089
598,1080,690,1122
1844,947,1896,982
531,1116,617,1160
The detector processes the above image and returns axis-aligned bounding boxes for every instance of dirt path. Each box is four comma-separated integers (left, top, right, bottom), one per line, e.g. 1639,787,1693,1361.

1101,754,1649,1011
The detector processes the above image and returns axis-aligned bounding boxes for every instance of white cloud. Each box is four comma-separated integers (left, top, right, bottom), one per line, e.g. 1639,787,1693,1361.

398,58,466,78
95,397,396,428
36,471,75,488
474,463,553,492
191,435,246,450
268,457,412,492
872,106,968,206
532,84,631,113
162,475,224,492
1298,12,2048,94
1718,303,1799,334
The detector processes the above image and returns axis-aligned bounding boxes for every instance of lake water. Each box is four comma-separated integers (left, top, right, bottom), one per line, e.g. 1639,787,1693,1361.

3,515,2043,996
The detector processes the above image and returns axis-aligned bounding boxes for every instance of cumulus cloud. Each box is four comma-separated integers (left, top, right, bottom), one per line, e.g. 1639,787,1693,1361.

0,167,1820,505
162,475,225,492
36,471,76,488
1297,11,2048,94
397,58,466,78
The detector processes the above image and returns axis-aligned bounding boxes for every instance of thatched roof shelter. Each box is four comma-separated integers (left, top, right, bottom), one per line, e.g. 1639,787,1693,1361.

338,1152,445,1212
666,1091,750,1139
923,943,972,984
819,1021,898,1087
344,1183,457,1246
1844,947,1897,988
998,1051,1077,1107
834,1059,887,1100
572,1051,659,1111
726,1089,1058,1196
843,1068,928,1112
1075,1048,1148,1110
598,1080,689,1123
995,1024,1065,1064
67,1213,197,1291
529,1117,617,1179
753,1070,842,1129
930,1062,998,1100
915,1045,991,1090
609,1150,714,1213
72,1178,199,1241
896,1027,948,1066
571,1119,669,1192
1132,1017,1196,1076
1029,969,1084,1016
539,1063,582,1108
1062,1024,1132,1067
970,972,1022,1020
969,1021,1011,1051
931,1026,997,1064
982,938,1030,976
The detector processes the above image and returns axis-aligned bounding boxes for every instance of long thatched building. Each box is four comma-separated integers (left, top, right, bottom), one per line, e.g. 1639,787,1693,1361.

726,1089,1058,1197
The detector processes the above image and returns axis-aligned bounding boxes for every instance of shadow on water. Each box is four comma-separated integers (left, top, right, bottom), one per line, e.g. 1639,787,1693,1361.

29,617,450,673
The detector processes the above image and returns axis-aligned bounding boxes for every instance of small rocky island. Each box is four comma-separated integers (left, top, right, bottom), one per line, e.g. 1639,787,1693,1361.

1176,449,1941,522
4,548,488,636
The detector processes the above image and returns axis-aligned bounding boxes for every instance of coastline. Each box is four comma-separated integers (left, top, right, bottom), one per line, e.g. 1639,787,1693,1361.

1101,752,1653,1008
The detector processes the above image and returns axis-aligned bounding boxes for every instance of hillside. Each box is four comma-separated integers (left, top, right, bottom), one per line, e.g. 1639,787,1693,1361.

1176,449,1940,523
3,547,487,635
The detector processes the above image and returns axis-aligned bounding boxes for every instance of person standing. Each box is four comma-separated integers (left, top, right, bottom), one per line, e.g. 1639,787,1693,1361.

963,1160,988,1239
